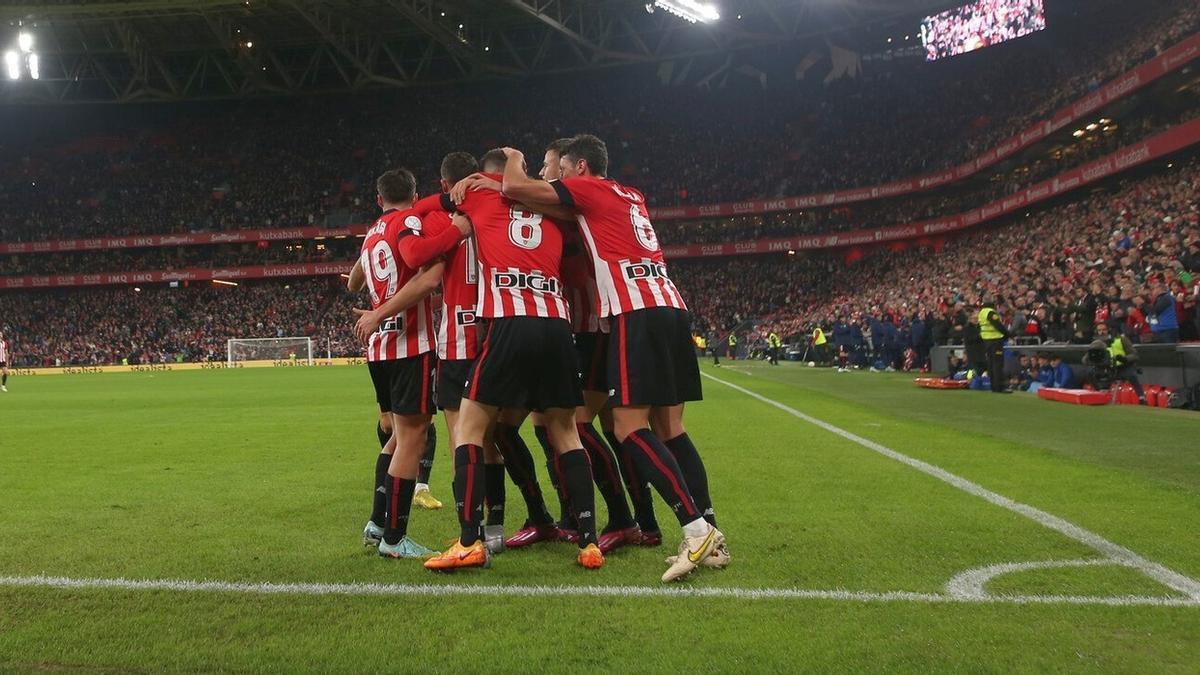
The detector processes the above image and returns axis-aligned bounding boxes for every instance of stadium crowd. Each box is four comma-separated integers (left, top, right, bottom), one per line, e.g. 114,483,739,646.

0,0,1197,368
5,157,1195,368
0,278,356,366
682,159,1200,372
656,97,1200,246
0,0,1194,245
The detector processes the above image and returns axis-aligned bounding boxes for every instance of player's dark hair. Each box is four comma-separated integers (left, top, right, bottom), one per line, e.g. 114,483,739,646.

480,148,508,173
564,134,608,176
376,168,417,204
546,138,571,156
440,152,478,184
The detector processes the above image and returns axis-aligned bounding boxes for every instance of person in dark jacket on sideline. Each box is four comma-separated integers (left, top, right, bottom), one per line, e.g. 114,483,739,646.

910,312,931,371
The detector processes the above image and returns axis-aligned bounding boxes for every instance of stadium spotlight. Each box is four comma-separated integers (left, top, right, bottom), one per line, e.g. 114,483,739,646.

4,50,19,80
28,53,38,80
652,0,720,23
17,32,32,53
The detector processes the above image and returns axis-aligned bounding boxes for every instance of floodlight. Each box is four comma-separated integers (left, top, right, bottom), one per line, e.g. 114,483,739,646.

653,1,720,23
4,50,19,80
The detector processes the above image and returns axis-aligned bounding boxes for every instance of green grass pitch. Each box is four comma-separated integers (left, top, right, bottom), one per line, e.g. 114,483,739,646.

1,361,1199,672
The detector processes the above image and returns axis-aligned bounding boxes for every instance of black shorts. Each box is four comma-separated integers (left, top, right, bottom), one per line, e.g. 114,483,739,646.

437,358,474,411
609,307,703,407
464,317,583,411
575,331,609,393
368,352,436,416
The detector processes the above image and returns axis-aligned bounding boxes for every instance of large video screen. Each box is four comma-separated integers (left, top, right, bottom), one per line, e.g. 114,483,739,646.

920,0,1046,61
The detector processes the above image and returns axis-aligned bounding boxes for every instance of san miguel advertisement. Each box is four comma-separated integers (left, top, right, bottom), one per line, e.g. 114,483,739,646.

0,228,362,255
0,262,354,290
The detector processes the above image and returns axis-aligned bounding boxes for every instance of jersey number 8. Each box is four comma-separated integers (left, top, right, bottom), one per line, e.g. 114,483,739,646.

508,208,544,250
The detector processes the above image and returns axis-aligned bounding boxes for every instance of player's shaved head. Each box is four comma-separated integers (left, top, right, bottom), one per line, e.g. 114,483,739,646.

440,152,478,185
563,134,608,177
480,148,508,173
376,168,417,205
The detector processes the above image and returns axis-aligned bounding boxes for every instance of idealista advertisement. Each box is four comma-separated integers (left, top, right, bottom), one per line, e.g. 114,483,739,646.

10,358,368,376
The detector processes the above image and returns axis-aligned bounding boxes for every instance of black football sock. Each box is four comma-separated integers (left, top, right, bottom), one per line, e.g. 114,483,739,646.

534,424,572,525
484,463,506,526
557,449,598,548
453,444,485,546
495,424,555,525
2,373,6,386
578,422,635,530
622,429,701,527
382,475,416,545
418,425,436,485
609,429,660,534
376,422,390,449
664,432,715,527
370,452,390,525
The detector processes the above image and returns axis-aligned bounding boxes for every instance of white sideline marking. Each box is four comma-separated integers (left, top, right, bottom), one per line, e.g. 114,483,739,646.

946,559,1129,599
701,372,1200,601
1,574,1197,607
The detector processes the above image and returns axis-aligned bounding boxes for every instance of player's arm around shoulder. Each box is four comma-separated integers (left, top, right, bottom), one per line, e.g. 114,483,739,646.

397,211,462,270
352,261,446,343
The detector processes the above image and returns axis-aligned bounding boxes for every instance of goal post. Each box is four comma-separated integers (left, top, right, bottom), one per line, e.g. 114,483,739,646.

226,337,314,366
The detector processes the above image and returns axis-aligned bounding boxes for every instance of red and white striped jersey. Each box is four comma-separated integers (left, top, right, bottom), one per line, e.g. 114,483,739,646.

0,338,8,362
423,209,480,360
359,208,437,362
561,230,604,334
451,175,569,321
552,176,686,317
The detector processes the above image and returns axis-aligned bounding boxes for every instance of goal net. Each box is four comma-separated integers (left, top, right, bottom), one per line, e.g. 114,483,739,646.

226,337,314,366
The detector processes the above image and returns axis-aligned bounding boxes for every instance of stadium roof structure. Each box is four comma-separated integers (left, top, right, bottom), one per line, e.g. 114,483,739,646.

0,0,954,103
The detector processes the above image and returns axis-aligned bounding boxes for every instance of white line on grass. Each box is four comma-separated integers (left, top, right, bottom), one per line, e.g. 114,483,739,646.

946,559,1129,599
701,371,1200,601
1,574,1197,607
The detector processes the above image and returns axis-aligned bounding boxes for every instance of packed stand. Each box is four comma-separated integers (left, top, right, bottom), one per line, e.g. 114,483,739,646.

0,278,362,366
656,94,1200,247
675,159,1200,372
0,0,1194,245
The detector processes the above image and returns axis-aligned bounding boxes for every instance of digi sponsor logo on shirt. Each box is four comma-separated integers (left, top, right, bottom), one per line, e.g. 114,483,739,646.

379,315,406,333
492,270,560,294
456,309,477,326
621,260,670,281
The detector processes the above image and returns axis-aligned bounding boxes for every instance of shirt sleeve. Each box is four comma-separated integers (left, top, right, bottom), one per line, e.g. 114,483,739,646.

397,214,462,270
552,178,582,210
412,194,446,217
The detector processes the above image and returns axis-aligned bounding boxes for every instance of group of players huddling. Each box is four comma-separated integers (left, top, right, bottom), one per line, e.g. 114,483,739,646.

347,135,728,582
